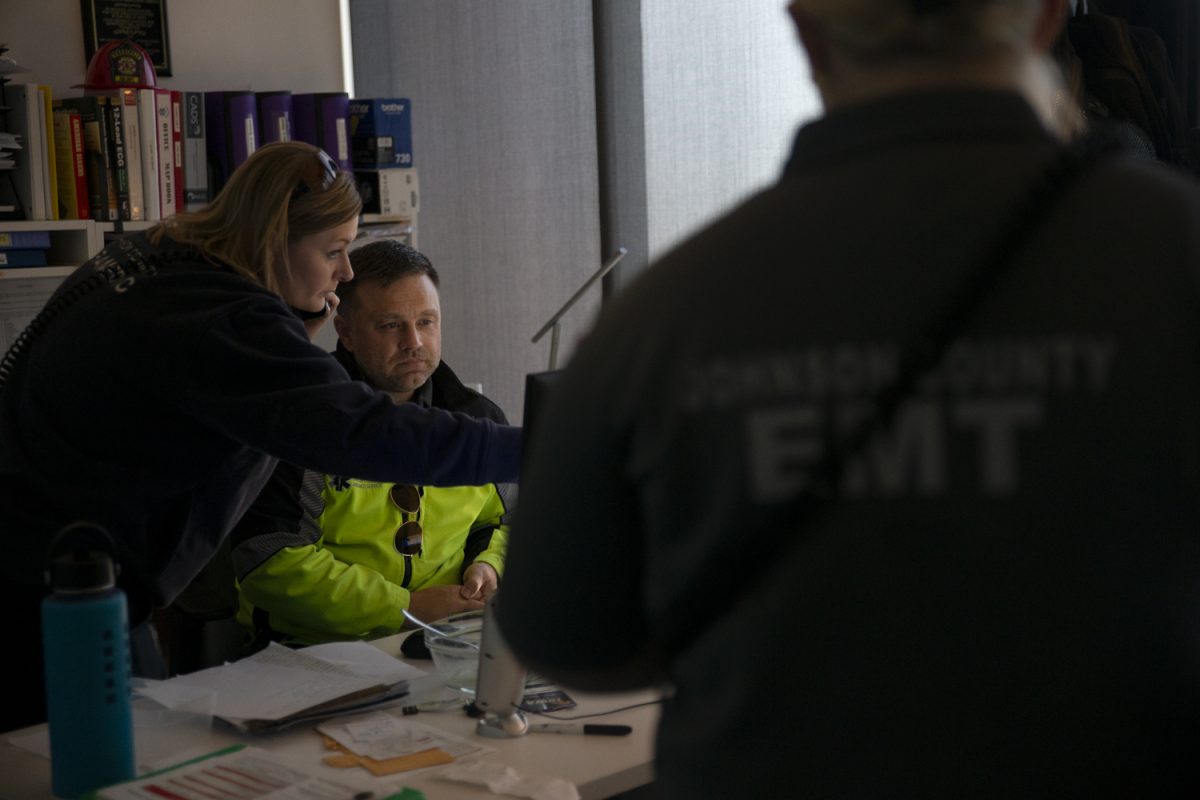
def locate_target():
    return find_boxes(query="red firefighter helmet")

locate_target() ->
[80,39,158,91]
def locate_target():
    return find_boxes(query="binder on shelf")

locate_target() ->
[0,248,48,267]
[0,230,52,249]
[349,97,413,169]
[205,91,258,197]
[293,92,350,169]
[181,91,208,210]
[256,91,292,144]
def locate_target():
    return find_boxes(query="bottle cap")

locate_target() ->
[44,522,120,592]
[47,549,116,592]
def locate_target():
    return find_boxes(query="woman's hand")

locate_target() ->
[302,293,340,341]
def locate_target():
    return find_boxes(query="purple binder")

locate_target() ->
[205,91,259,196]
[292,92,351,170]
[256,91,293,144]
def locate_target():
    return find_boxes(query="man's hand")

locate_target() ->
[406,584,484,626]
[461,562,499,601]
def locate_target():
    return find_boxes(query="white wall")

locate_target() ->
[0,0,346,94]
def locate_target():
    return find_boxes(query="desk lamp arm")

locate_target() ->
[531,247,627,370]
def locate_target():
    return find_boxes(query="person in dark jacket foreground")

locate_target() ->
[0,142,520,731]
[498,0,1200,796]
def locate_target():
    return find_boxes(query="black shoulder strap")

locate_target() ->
[660,139,1119,658]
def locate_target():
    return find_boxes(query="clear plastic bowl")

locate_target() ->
[424,610,484,696]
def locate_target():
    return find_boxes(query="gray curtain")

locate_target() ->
[350,0,603,421]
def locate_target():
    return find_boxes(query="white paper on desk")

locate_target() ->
[318,710,491,761]
[134,642,389,720]
[437,761,581,800]
[301,640,430,684]
[4,695,214,771]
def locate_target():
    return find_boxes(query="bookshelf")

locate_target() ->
[0,220,158,267]
[0,68,418,318]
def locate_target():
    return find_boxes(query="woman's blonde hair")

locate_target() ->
[150,141,362,294]
[791,0,1042,62]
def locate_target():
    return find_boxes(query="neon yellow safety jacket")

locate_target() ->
[230,355,513,645]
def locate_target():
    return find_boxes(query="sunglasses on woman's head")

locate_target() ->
[291,149,340,199]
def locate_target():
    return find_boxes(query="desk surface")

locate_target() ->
[0,633,659,800]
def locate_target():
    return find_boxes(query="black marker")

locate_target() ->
[529,723,632,736]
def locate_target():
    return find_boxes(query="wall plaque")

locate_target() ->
[81,0,172,77]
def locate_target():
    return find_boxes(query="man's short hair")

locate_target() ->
[340,239,440,317]
[792,0,1040,60]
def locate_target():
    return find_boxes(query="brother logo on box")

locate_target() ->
[349,97,414,168]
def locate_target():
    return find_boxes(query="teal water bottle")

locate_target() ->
[41,522,136,798]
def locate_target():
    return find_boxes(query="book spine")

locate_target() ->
[106,97,132,221]
[95,97,118,221]
[51,109,80,220]
[182,91,208,211]
[155,89,176,218]
[68,113,90,221]
[171,91,185,214]
[19,84,49,220]
[137,88,161,220]
[119,90,145,221]
[67,97,108,221]
[40,86,59,220]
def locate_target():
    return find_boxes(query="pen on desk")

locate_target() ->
[401,700,467,715]
[529,723,633,736]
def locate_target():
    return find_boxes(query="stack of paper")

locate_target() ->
[135,641,429,734]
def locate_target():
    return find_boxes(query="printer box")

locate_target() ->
[355,168,420,218]
[349,98,413,168]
